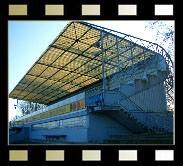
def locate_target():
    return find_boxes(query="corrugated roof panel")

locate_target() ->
[38,47,64,65]
[20,75,37,84]
[50,70,70,81]
[54,35,75,49]
[52,52,78,68]
[40,67,59,78]
[14,83,28,91]
[28,64,48,76]
[9,21,157,104]
[30,77,47,86]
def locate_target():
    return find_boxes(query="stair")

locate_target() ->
[87,86,173,134]
[86,54,173,134]
[104,133,173,144]
[117,90,173,133]
[107,110,147,133]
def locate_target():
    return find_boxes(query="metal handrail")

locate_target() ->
[102,90,173,133]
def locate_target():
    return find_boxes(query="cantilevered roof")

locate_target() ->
[9,21,158,104]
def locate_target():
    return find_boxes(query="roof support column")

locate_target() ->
[101,31,105,92]
[130,42,135,79]
[116,38,120,72]
[116,37,121,91]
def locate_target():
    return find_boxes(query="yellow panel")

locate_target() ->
[9,150,28,161]
[72,41,90,52]
[21,75,37,84]
[46,150,64,161]
[38,47,64,65]
[61,84,74,91]
[82,150,101,161]
[81,78,98,86]
[61,23,78,40]
[81,99,85,108]
[9,5,27,16]
[70,99,85,112]
[51,70,70,81]
[73,75,91,85]
[9,89,21,95]
[54,35,75,48]
[40,67,59,78]
[52,52,77,68]
[15,83,28,90]
[85,46,101,57]
[28,64,47,76]
[41,79,56,87]
[62,72,75,81]
[53,105,69,115]
[45,5,64,16]
[80,28,100,45]
[18,90,30,97]
[82,5,101,16]
[73,22,90,39]
[67,86,80,93]
[51,81,65,88]
[15,100,85,124]
[30,77,47,88]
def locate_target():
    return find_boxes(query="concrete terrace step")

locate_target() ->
[109,133,173,140]
[104,133,173,144]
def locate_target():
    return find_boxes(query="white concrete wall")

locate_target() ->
[30,128,88,143]
[88,113,132,143]
[128,82,167,111]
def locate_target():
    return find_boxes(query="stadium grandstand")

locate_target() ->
[9,21,174,144]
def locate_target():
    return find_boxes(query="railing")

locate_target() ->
[112,90,173,133]
[86,89,173,133]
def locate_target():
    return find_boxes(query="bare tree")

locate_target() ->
[145,21,174,60]
[15,100,47,116]
[145,21,174,111]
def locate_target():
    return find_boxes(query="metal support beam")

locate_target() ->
[116,37,120,72]
[116,37,121,90]
[101,31,105,91]
[130,42,135,77]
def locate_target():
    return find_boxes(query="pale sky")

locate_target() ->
[8,20,174,121]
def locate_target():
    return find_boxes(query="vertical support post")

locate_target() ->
[35,103,37,111]
[143,49,146,61]
[116,37,120,72]
[29,101,31,113]
[130,42,134,79]
[143,48,146,71]
[116,37,121,91]
[101,31,105,92]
